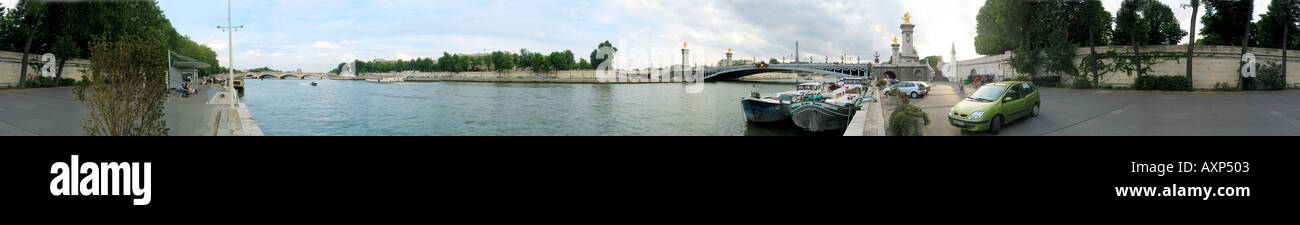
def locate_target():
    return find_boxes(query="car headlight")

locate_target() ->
[949,108,955,115]
[969,111,985,120]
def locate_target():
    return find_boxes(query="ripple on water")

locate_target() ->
[240,79,812,136]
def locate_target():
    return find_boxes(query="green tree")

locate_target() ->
[1198,0,1255,46]
[588,40,617,69]
[769,58,779,64]
[1114,0,1187,46]
[577,58,591,70]
[974,0,1030,56]
[1113,0,1187,78]
[1080,0,1114,87]
[1256,0,1299,49]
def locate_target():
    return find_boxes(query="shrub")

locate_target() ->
[1213,82,1238,92]
[1071,75,1093,89]
[1256,62,1286,91]
[1134,75,1191,91]
[1033,76,1061,87]
[888,103,929,136]
[28,76,79,87]
[75,37,170,136]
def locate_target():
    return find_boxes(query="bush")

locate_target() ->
[1071,75,1093,89]
[1033,76,1061,87]
[1256,62,1287,91]
[1134,75,1191,91]
[888,103,929,136]
[75,37,170,136]
[28,76,79,88]
[1213,82,1238,92]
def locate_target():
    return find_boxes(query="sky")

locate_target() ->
[131,0,1280,72]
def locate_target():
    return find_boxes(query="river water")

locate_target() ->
[239,79,833,136]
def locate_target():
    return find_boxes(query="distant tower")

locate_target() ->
[795,41,800,64]
[890,36,901,64]
[951,42,958,81]
[682,42,690,72]
[898,12,920,64]
[726,48,733,66]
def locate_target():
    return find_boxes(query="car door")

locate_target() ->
[1002,84,1025,120]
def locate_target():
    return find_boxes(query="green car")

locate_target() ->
[948,81,1040,134]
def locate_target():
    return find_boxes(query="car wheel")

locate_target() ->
[1031,103,1040,117]
[909,92,919,98]
[990,116,1003,135]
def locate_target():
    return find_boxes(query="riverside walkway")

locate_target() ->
[0,84,251,136]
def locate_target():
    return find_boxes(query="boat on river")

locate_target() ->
[790,77,868,132]
[741,82,820,123]
[365,77,404,83]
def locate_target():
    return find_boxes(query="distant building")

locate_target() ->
[717,59,756,67]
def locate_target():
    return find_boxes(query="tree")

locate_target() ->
[1114,0,1188,46]
[975,0,1031,56]
[1199,0,1254,46]
[577,58,591,70]
[75,37,169,136]
[4,0,45,88]
[588,40,617,69]
[1080,0,1114,87]
[1256,0,1299,49]
[1187,0,1200,82]
[1113,0,1188,78]
[769,58,779,64]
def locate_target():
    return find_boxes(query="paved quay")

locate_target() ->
[0,84,258,136]
[887,82,1300,136]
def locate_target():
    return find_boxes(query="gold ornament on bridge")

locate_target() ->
[893,36,898,44]
[684,42,688,49]
[728,48,732,53]
[902,12,911,24]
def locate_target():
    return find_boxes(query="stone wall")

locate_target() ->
[0,50,92,86]
[952,45,1300,89]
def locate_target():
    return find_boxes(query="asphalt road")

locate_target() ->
[0,85,225,136]
[901,82,1300,136]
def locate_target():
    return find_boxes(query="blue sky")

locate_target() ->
[142,0,1273,72]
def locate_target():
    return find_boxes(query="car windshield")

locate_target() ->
[968,85,1007,102]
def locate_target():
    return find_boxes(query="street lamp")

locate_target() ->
[218,0,243,108]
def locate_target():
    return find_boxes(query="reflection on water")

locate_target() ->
[239,79,839,136]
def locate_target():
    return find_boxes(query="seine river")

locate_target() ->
[239,79,833,136]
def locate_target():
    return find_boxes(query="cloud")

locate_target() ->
[204,35,229,51]
[312,41,340,50]
[240,50,264,57]
[395,52,415,60]
[341,40,360,45]
[271,52,286,57]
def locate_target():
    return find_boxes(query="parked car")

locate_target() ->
[886,81,929,98]
[948,81,1040,135]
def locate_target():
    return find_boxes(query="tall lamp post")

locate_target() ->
[218,0,243,108]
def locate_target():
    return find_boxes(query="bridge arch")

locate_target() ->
[704,66,864,81]
[280,74,301,79]
[258,74,278,79]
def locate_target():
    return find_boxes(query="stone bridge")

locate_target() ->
[699,63,931,82]
[236,72,332,80]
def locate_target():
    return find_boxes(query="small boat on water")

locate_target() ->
[365,77,404,83]
[740,82,820,123]
[790,77,869,132]
[310,82,318,86]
